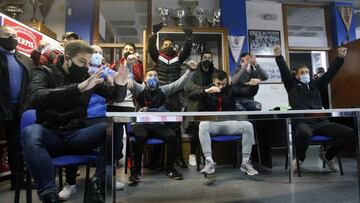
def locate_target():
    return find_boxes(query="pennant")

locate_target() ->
[228,35,245,64]
[337,5,353,32]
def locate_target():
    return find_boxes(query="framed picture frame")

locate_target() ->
[248,30,281,56]
[255,57,282,84]
[154,27,229,74]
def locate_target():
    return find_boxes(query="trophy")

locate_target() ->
[212,8,221,27]
[29,0,38,22]
[157,7,169,27]
[174,8,186,27]
[195,8,205,27]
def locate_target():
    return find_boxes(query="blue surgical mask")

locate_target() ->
[147,76,158,89]
[90,53,103,67]
[299,74,310,84]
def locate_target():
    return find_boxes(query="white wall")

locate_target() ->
[246,1,289,110]
[19,0,66,41]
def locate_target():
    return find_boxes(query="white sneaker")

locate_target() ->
[200,158,215,174]
[240,161,259,176]
[319,148,338,172]
[58,184,76,201]
[116,180,125,191]
[188,154,197,167]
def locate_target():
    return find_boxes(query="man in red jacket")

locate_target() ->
[111,42,144,83]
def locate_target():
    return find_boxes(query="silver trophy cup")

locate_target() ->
[175,8,186,27]
[196,8,205,27]
[212,8,221,27]
[157,7,169,27]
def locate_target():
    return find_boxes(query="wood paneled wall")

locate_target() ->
[329,39,360,108]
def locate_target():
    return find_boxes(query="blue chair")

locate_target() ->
[15,110,98,203]
[285,134,344,177]
[124,124,166,174]
[198,134,242,171]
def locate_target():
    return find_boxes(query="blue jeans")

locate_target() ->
[22,122,115,196]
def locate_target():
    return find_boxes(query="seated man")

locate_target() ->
[189,71,259,176]
[232,53,268,111]
[273,45,355,171]
[184,51,218,166]
[23,40,128,203]
[127,61,197,182]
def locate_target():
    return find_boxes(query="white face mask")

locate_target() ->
[299,74,310,84]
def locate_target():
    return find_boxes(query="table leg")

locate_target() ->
[105,117,115,203]
[356,115,360,198]
[286,118,294,183]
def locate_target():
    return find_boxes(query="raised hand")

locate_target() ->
[183,27,193,37]
[77,68,104,92]
[152,23,163,34]
[114,64,129,86]
[273,45,281,57]
[337,47,348,58]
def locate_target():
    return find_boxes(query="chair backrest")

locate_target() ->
[20,109,36,131]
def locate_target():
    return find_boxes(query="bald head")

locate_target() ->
[0,25,18,51]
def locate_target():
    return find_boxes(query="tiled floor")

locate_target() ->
[0,147,358,203]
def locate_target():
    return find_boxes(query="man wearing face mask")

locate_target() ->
[23,40,128,203]
[118,43,143,83]
[189,71,259,175]
[273,45,355,172]
[148,23,193,168]
[0,25,34,190]
[231,53,268,111]
[126,61,197,183]
[184,51,217,167]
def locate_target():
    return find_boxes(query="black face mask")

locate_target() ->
[68,60,89,82]
[0,36,18,51]
[201,60,214,70]
[162,47,176,56]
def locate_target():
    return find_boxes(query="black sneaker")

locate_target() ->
[85,177,105,203]
[164,169,183,180]
[40,192,61,203]
[129,172,141,183]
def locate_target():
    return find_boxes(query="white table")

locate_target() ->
[105,108,360,203]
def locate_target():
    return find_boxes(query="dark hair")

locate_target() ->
[160,38,174,47]
[201,51,212,59]
[62,32,80,40]
[64,40,94,58]
[146,66,157,73]
[316,67,325,73]
[240,52,251,59]
[212,70,227,80]
[124,42,136,50]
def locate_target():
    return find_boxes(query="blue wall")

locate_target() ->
[220,0,248,73]
[65,0,95,43]
[331,2,357,47]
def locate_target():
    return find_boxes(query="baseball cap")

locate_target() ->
[62,32,80,40]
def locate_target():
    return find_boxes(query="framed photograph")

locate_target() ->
[154,27,229,74]
[248,30,281,56]
[256,57,282,83]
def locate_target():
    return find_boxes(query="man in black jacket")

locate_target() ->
[127,61,196,183]
[273,45,355,172]
[22,40,128,203]
[184,51,217,167]
[148,23,193,168]
[232,53,268,111]
[0,25,34,189]
[189,71,259,176]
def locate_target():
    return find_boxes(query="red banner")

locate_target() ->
[3,18,43,55]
